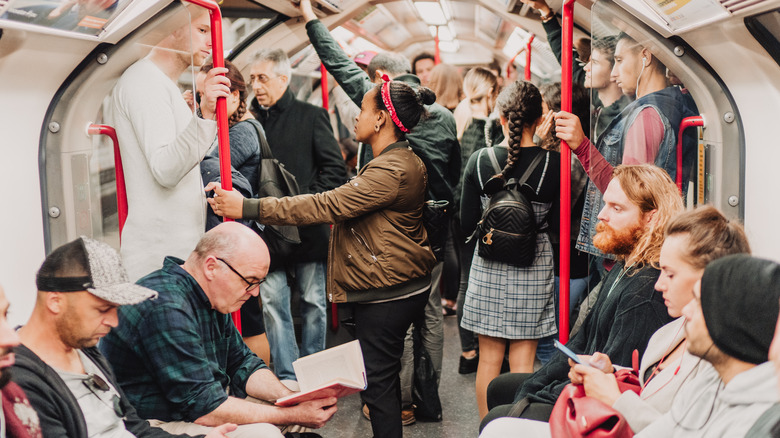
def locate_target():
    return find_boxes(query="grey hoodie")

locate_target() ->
[636,361,778,438]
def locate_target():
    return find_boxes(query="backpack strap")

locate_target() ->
[245,119,273,160]
[509,149,546,189]
[477,147,503,191]
[486,147,502,174]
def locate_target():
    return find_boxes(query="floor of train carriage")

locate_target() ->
[317,315,480,438]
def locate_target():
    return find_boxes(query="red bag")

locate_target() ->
[549,370,640,438]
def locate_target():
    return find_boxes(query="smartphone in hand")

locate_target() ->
[554,340,591,367]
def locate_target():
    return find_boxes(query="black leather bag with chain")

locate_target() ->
[473,149,545,267]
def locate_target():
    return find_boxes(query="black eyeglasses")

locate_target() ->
[83,373,125,418]
[216,257,264,292]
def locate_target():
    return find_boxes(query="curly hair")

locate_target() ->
[664,205,751,270]
[494,80,543,178]
[201,60,248,128]
[612,164,684,270]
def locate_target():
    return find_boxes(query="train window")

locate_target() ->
[587,1,744,222]
[40,1,220,252]
[746,10,780,68]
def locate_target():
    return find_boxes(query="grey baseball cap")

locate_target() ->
[36,236,157,305]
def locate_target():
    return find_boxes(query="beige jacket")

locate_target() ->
[243,141,436,303]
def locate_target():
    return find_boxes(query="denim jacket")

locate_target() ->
[577,87,698,256]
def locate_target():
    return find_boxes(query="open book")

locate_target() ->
[275,340,367,407]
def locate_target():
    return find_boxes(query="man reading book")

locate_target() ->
[101,223,337,437]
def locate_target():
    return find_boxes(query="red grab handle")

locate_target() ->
[676,116,704,193]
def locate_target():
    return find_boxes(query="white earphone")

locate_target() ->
[642,57,647,66]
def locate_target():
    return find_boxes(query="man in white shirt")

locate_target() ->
[105,5,230,281]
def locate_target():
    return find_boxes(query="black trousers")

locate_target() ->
[479,372,554,432]
[354,290,430,438]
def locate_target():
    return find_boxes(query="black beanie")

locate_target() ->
[700,254,780,364]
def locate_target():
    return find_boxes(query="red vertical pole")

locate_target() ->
[524,34,535,81]
[559,0,574,343]
[182,0,240,332]
[320,63,329,110]
[434,27,441,64]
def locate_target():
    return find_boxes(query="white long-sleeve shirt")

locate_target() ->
[105,57,217,281]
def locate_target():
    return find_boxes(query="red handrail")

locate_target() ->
[88,125,127,240]
[181,0,240,332]
[676,116,704,194]
[434,27,441,64]
[524,34,535,81]
[559,0,575,344]
[320,63,329,110]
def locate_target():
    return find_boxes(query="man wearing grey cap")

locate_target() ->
[12,236,235,438]
[633,254,780,437]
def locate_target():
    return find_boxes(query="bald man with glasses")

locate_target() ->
[101,223,336,437]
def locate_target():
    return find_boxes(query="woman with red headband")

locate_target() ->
[207,78,438,438]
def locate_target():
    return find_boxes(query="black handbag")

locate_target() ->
[422,199,450,261]
[411,325,442,421]
[247,120,302,259]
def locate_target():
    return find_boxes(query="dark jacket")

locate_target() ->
[515,262,673,405]
[542,18,586,87]
[304,19,461,207]
[243,141,436,303]
[12,345,197,438]
[250,88,347,262]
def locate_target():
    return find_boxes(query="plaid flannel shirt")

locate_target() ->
[100,257,267,421]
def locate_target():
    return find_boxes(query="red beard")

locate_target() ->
[593,221,644,256]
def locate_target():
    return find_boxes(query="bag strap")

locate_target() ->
[506,397,531,418]
[477,147,502,191]
[510,149,546,189]
[246,119,273,160]
[486,147,502,174]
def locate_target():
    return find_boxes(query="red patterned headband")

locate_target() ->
[380,74,409,133]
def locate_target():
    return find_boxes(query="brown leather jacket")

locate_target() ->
[242,141,436,303]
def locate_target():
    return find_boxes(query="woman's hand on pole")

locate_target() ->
[205,182,245,219]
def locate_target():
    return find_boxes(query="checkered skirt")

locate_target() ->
[460,202,557,340]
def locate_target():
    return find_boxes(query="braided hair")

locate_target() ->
[494,80,543,178]
[200,60,248,128]
[373,81,436,137]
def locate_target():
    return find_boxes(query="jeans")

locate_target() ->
[260,261,327,381]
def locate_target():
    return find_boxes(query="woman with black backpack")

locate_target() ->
[459,80,560,419]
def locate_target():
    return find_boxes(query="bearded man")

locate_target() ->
[480,164,683,429]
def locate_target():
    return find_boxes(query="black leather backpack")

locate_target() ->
[473,148,545,267]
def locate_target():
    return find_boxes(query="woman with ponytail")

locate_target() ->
[459,80,561,419]
[207,79,438,438]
